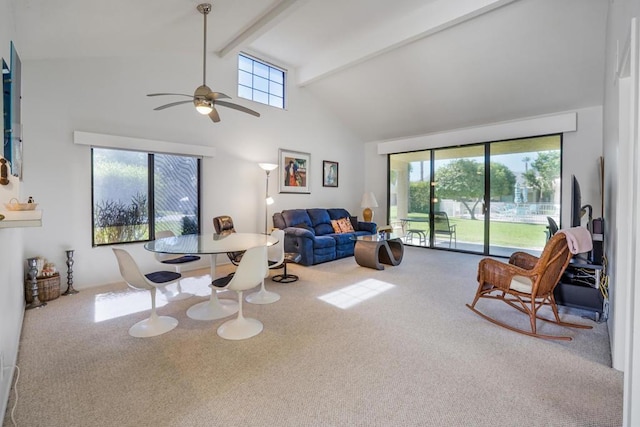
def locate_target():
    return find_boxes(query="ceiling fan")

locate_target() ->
[147,3,260,123]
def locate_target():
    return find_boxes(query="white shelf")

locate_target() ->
[0,210,43,228]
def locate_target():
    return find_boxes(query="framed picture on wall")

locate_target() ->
[279,149,310,194]
[323,160,338,187]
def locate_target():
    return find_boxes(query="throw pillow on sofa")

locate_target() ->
[330,218,355,233]
[349,216,359,231]
[337,217,354,232]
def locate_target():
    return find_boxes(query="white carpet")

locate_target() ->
[3,247,622,426]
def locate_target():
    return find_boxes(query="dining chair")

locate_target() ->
[212,245,268,340]
[245,229,282,304]
[112,248,180,338]
[154,230,199,301]
[213,215,244,265]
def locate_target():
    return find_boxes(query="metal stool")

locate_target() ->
[272,252,301,283]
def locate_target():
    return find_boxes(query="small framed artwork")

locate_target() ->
[323,160,338,187]
[279,149,311,194]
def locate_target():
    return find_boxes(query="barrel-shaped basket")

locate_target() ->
[25,273,61,303]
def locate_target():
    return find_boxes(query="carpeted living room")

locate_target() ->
[3,248,624,426]
[2,1,640,426]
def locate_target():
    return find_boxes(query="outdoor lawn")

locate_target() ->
[392,211,548,250]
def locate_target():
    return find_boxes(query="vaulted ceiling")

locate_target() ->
[10,0,609,142]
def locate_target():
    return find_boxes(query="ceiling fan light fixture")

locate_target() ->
[194,99,213,115]
[147,3,260,122]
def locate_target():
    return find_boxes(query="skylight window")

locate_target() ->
[238,53,285,109]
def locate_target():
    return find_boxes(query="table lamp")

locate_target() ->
[360,191,378,222]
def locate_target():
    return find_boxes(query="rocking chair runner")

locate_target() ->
[466,232,592,340]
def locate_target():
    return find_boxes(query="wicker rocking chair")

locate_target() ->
[466,232,592,341]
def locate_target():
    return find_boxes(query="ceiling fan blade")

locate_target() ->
[205,92,231,101]
[215,100,260,117]
[147,93,194,98]
[209,107,221,123]
[153,100,194,111]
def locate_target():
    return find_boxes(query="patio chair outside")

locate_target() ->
[434,211,456,248]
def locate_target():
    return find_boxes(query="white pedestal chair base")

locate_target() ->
[163,291,193,302]
[129,314,178,338]
[187,285,239,320]
[217,316,263,340]
[160,283,194,302]
[245,284,280,305]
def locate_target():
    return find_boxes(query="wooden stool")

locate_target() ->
[272,253,302,283]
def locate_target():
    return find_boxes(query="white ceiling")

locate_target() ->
[9,0,609,143]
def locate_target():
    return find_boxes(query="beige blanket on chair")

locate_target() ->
[559,227,593,254]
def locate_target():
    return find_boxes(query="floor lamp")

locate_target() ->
[259,163,278,234]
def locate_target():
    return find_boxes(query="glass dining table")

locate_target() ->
[144,232,277,321]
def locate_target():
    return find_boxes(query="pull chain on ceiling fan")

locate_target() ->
[147,3,260,123]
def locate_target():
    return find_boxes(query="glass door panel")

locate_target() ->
[389,151,431,246]
[433,145,485,253]
[488,136,561,257]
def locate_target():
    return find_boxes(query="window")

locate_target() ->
[238,53,285,109]
[388,135,561,257]
[92,148,200,246]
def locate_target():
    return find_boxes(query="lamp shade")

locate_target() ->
[360,192,379,208]
[259,163,278,172]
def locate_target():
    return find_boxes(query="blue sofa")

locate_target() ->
[272,208,377,266]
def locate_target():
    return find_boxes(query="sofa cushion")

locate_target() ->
[281,209,312,228]
[294,223,315,235]
[308,208,331,226]
[315,223,334,235]
[331,232,356,246]
[314,235,336,249]
[308,209,334,235]
[327,208,351,220]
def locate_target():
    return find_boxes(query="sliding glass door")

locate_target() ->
[433,145,486,252]
[488,136,561,256]
[389,151,432,244]
[388,135,561,256]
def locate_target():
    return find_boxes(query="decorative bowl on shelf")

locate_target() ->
[4,198,38,211]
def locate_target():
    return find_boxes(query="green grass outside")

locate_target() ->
[389,209,547,249]
[94,219,184,245]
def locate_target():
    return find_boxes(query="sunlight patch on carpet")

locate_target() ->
[318,279,395,309]
[94,289,169,322]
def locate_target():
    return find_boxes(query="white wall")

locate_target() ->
[602,1,640,424]
[562,106,604,226]
[17,52,364,289]
[0,0,25,420]
[370,107,603,229]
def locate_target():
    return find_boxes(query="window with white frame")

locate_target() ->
[238,53,285,109]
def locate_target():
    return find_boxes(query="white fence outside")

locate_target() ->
[439,200,559,225]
